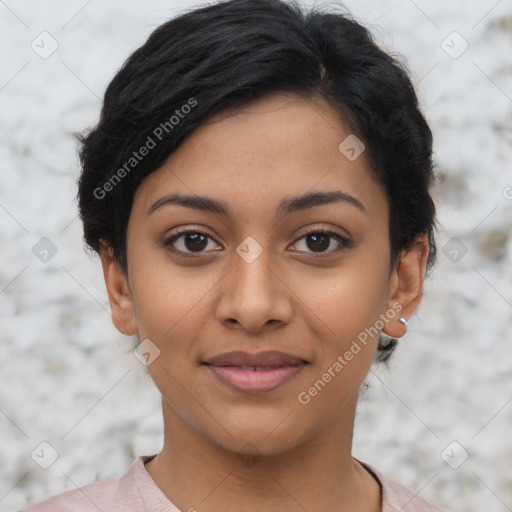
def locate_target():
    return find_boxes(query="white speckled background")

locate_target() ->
[1,1,511,510]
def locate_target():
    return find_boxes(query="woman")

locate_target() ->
[23,0,449,509]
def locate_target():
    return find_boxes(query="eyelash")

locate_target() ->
[163,225,351,259]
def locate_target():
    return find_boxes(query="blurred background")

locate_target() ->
[1,0,511,510]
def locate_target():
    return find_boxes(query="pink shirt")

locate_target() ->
[20,455,449,511]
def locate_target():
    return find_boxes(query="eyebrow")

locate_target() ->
[147,190,366,217]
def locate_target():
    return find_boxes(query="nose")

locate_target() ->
[215,244,293,333]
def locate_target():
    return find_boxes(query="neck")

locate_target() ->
[144,396,381,512]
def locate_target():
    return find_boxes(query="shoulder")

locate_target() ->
[361,462,451,512]
[19,458,143,512]
[19,455,176,512]
[19,477,119,512]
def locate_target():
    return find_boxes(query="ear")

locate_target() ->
[382,234,429,338]
[99,244,138,336]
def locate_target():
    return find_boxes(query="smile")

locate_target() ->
[202,350,309,394]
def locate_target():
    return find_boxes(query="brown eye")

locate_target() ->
[291,229,351,256]
[181,232,208,252]
[305,232,330,252]
[163,228,221,256]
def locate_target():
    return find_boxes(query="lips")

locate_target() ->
[204,350,307,367]
[203,350,308,394]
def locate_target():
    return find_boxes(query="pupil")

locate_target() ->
[308,233,328,252]
[186,233,207,251]
[182,233,331,253]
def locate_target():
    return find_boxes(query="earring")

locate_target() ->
[399,317,407,326]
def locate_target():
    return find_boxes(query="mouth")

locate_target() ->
[202,350,309,394]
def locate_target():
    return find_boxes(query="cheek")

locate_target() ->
[128,247,207,338]
[307,259,390,334]
[302,259,390,390]
[296,276,387,418]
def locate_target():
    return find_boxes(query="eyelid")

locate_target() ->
[290,225,352,255]
[163,224,351,257]
[163,225,221,256]
[298,224,347,239]
[169,225,215,239]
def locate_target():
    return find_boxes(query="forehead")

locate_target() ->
[134,92,388,221]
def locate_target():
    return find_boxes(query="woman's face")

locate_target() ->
[105,92,417,456]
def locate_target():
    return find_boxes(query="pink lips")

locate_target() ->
[203,350,308,394]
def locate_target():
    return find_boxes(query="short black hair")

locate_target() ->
[77,0,437,362]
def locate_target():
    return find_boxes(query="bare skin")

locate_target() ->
[100,92,429,512]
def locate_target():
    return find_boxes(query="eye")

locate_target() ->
[290,227,351,256]
[163,225,351,258]
[163,227,221,257]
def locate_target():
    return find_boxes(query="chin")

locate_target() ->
[204,411,310,458]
